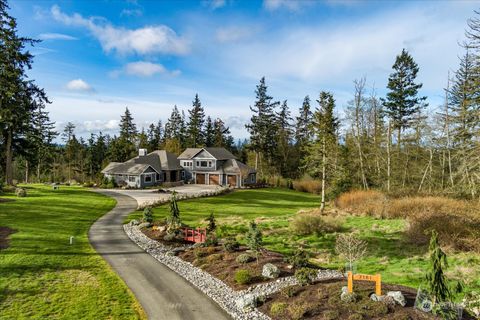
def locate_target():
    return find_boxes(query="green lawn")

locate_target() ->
[128,187,480,296]
[0,185,145,319]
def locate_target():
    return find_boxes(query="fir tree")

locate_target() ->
[426,230,451,305]
[119,107,137,143]
[205,212,216,234]
[204,116,214,147]
[187,94,205,147]
[382,49,427,146]
[276,100,293,177]
[245,77,279,174]
[245,220,263,261]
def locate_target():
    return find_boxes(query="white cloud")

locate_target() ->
[39,33,77,41]
[205,0,226,10]
[66,79,94,92]
[263,0,313,11]
[120,8,143,17]
[216,26,253,43]
[51,5,189,56]
[111,61,181,77]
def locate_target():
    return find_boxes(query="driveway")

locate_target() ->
[89,190,230,320]
[105,184,221,208]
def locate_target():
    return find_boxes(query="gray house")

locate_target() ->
[101,149,184,188]
[178,147,256,187]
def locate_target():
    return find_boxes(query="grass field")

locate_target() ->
[0,185,145,319]
[127,187,480,296]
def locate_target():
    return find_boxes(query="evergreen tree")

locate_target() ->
[213,118,234,150]
[187,94,205,147]
[245,77,279,175]
[304,92,339,211]
[276,100,293,177]
[137,127,148,149]
[382,49,427,146]
[119,107,137,143]
[147,122,162,151]
[62,122,76,143]
[204,116,214,147]
[426,230,451,305]
[294,96,313,177]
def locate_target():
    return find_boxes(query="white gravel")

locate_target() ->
[124,224,343,320]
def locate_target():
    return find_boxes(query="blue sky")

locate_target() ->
[8,0,478,140]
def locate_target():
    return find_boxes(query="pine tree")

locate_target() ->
[167,191,181,232]
[147,121,162,151]
[204,116,214,147]
[213,118,233,150]
[382,49,427,146]
[119,107,137,143]
[295,95,313,147]
[187,94,205,147]
[245,77,279,175]
[62,122,75,143]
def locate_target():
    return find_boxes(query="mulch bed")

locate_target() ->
[179,246,293,290]
[141,224,191,245]
[0,227,16,250]
[259,279,447,320]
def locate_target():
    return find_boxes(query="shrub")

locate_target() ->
[236,253,255,264]
[347,314,363,320]
[245,221,262,259]
[205,212,216,234]
[142,206,154,223]
[335,233,367,272]
[295,267,317,286]
[206,253,223,263]
[287,249,310,268]
[223,237,240,252]
[335,190,386,217]
[292,179,322,194]
[290,214,343,236]
[15,187,27,197]
[270,302,287,317]
[287,302,309,320]
[322,310,340,320]
[234,269,253,285]
[194,248,209,258]
[204,237,218,247]
[281,286,296,298]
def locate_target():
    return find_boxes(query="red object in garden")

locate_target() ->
[183,227,207,243]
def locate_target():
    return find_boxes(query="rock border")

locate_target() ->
[124,223,343,320]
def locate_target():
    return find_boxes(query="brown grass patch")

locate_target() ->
[292,179,322,194]
[0,226,16,250]
[290,213,344,236]
[335,190,386,217]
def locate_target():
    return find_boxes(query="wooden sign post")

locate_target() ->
[347,272,382,296]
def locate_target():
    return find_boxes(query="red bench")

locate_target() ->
[182,227,207,243]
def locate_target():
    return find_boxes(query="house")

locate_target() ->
[101,149,184,188]
[178,147,256,187]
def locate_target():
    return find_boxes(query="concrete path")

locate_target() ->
[104,185,221,208]
[89,190,230,320]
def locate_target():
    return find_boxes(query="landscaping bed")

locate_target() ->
[259,279,437,320]
[179,245,294,290]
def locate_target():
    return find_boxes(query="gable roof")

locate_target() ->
[222,159,256,175]
[178,147,236,160]
[102,150,182,175]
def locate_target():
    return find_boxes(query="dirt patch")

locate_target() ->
[0,227,16,250]
[179,246,293,290]
[259,279,439,320]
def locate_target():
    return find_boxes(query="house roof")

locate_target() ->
[222,159,256,175]
[101,150,182,175]
[178,147,236,160]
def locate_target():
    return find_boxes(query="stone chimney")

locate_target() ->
[139,149,147,157]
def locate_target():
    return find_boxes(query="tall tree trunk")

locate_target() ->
[25,160,29,184]
[386,122,392,192]
[37,163,41,182]
[418,149,433,192]
[5,129,14,185]
[320,138,326,212]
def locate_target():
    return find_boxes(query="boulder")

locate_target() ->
[340,289,357,303]
[130,219,140,226]
[387,291,406,307]
[262,263,280,279]
[138,222,152,229]
[235,293,257,311]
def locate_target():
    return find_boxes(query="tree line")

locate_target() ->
[245,13,480,204]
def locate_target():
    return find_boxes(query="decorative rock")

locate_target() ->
[235,293,257,311]
[370,293,383,302]
[262,263,280,279]
[387,291,406,307]
[130,219,140,226]
[138,222,152,229]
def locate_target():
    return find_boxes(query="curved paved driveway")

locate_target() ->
[89,190,230,320]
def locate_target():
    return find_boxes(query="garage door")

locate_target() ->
[227,175,237,187]
[196,173,206,184]
[209,174,220,185]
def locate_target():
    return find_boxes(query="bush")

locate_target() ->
[287,249,310,268]
[270,302,287,317]
[194,248,209,258]
[15,187,27,197]
[234,269,253,285]
[142,207,153,223]
[292,178,322,194]
[287,302,309,320]
[236,253,255,264]
[281,286,296,298]
[322,310,340,320]
[204,237,218,247]
[223,237,240,252]
[295,267,317,286]
[290,214,343,236]
[335,190,386,217]
[206,253,223,263]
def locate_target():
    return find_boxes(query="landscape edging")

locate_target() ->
[124,224,343,320]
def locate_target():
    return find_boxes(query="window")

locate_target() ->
[156,173,160,181]
[128,176,135,182]
[208,161,212,167]
[181,171,185,178]
[145,175,152,182]
[196,161,200,167]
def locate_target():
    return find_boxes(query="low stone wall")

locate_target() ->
[124,224,343,320]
